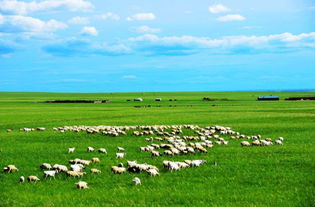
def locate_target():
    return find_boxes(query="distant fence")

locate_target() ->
[285,97,315,101]
[44,100,111,103]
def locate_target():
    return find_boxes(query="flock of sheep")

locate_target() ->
[3,124,284,189]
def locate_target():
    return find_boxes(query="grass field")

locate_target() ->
[0,91,314,207]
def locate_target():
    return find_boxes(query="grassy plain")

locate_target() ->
[0,91,314,207]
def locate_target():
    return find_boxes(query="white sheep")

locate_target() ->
[98,148,107,154]
[275,140,283,145]
[132,177,141,185]
[116,152,125,159]
[53,164,68,172]
[241,141,251,147]
[87,147,95,152]
[191,160,206,167]
[28,176,40,182]
[90,168,101,174]
[75,181,88,189]
[111,166,126,174]
[261,140,273,146]
[151,151,161,157]
[168,162,180,171]
[91,157,100,164]
[68,147,75,153]
[127,160,137,168]
[147,168,159,176]
[44,170,57,179]
[117,147,125,151]
[19,176,25,183]
[40,163,52,170]
[3,165,19,173]
[71,164,84,172]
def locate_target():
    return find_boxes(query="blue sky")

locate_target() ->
[0,0,314,92]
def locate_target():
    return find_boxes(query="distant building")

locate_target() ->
[134,98,143,102]
[257,96,279,101]
[155,98,162,101]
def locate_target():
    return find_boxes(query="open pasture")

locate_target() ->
[0,91,314,207]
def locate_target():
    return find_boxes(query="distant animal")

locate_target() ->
[68,147,75,153]
[132,177,141,185]
[75,181,88,189]
[27,176,40,182]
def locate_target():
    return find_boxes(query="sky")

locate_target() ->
[0,0,315,92]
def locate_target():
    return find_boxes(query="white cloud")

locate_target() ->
[217,14,246,22]
[134,25,160,33]
[0,0,94,15]
[0,14,4,24]
[43,39,131,56]
[80,26,98,36]
[98,12,120,20]
[127,13,156,21]
[209,4,230,14]
[68,16,89,25]
[0,15,67,36]
[127,32,315,55]
[122,75,137,79]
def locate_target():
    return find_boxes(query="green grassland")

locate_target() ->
[0,91,314,207]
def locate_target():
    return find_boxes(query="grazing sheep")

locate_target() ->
[87,147,95,152]
[265,138,273,142]
[27,176,40,182]
[91,157,100,164]
[44,170,57,179]
[75,181,88,189]
[275,140,283,145]
[191,160,206,167]
[40,163,52,170]
[151,151,161,157]
[19,176,25,183]
[90,168,101,174]
[98,148,107,154]
[117,147,125,151]
[71,164,84,172]
[36,127,46,131]
[53,164,68,172]
[111,166,126,174]
[127,161,137,168]
[68,147,75,153]
[67,171,85,177]
[145,137,153,142]
[116,153,125,159]
[252,140,261,146]
[164,150,173,156]
[79,160,91,166]
[184,160,192,165]
[147,168,159,176]
[132,177,141,185]
[261,140,273,146]
[241,141,251,147]
[3,165,19,173]
[168,162,180,171]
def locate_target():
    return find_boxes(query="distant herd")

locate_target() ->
[3,125,284,189]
